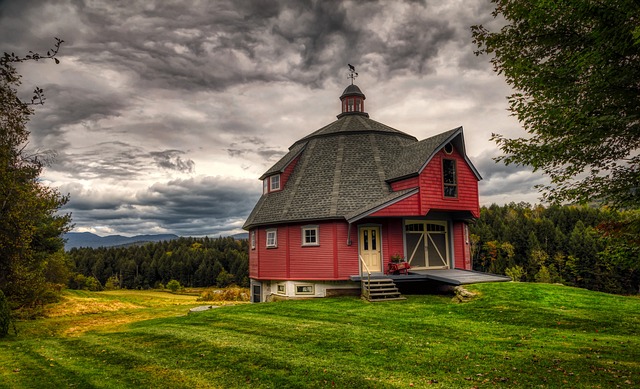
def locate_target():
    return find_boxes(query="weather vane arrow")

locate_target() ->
[347,63,358,84]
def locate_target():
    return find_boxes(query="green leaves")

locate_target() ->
[473,0,640,208]
[1,39,71,309]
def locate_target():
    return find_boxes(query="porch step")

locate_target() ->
[361,278,406,302]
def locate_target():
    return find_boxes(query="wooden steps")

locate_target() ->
[361,278,406,302]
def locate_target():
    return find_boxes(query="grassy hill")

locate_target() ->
[1,283,638,388]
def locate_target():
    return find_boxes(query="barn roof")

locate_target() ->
[243,86,480,230]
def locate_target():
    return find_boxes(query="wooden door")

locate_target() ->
[360,226,382,273]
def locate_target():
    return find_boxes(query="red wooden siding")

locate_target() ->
[420,148,479,218]
[390,176,419,191]
[384,219,405,267]
[249,229,259,278]
[452,221,471,270]
[281,155,300,189]
[369,193,420,217]
[250,221,360,281]
[289,221,336,279]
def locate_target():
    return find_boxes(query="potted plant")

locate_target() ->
[390,253,404,263]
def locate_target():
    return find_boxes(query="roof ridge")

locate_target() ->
[282,139,316,217]
[329,136,345,215]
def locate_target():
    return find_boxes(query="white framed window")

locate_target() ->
[276,283,286,295]
[270,174,281,191]
[295,284,314,295]
[250,230,256,250]
[266,229,277,248]
[263,179,268,194]
[302,225,319,246]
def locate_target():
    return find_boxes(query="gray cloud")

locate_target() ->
[61,176,261,236]
[150,150,195,173]
[2,0,530,236]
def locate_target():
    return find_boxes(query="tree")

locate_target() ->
[166,279,182,292]
[472,1,640,208]
[0,38,72,308]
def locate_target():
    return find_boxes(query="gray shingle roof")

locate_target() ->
[243,116,478,229]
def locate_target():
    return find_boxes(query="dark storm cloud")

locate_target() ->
[2,0,525,236]
[150,150,195,173]
[474,150,548,198]
[27,83,128,146]
[0,0,490,94]
[54,142,196,179]
[62,176,261,236]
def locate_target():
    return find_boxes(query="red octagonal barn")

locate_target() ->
[243,82,485,302]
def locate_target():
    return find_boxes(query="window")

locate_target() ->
[348,98,354,112]
[270,174,281,191]
[276,283,286,294]
[250,231,256,250]
[263,179,268,194]
[444,142,454,154]
[266,229,277,248]
[302,226,319,246]
[295,284,314,295]
[443,159,457,198]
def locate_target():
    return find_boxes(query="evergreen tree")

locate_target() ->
[1,39,72,308]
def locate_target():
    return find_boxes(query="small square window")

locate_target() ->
[302,226,319,246]
[266,229,277,248]
[276,283,286,294]
[250,231,256,250]
[270,174,281,191]
[295,284,314,295]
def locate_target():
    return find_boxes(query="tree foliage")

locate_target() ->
[471,203,639,294]
[472,1,640,207]
[1,38,72,309]
[67,236,250,289]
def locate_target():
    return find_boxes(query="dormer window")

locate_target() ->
[270,174,281,191]
[263,179,268,194]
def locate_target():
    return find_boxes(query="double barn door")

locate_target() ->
[405,221,449,269]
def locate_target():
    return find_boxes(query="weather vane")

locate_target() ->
[347,63,358,85]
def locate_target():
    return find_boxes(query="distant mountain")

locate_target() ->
[232,232,249,240]
[64,232,179,250]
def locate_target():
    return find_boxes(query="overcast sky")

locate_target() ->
[1,0,546,237]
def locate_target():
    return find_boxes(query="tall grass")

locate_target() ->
[0,283,638,388]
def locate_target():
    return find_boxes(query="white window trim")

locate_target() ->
[295,284,314,295]
[270,174,281,191]
[250,231,256,250]
[266,229,277,248]
[276,282,286,295]
[263,178,269,194]
[301,225,319,246]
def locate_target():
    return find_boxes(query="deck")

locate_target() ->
[350,269,511,285]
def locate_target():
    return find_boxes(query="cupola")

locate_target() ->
[337,84,369,119]
[337,64,369,118]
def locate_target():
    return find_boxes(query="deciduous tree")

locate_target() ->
[0,38,72,308]
[472,0,640,207]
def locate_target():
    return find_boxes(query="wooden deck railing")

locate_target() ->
[358,255,371,298]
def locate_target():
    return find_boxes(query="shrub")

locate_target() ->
[197,286,249,302]
[105,275,120,290]
[505,265,525,282]
[84,276,102,291]
[0,290,10,337]
[216,270,234,288]
[166,279,182,292]
[535,265,553,283]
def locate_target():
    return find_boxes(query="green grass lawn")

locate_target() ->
[1,283,638,388]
